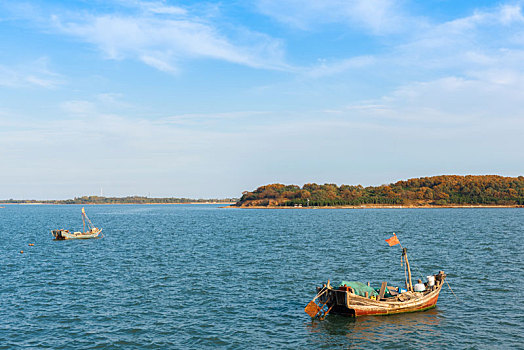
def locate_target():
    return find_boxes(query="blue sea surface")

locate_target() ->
[1,205,523,349]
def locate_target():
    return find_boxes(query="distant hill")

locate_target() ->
[236,175,524,207]
[0,196,238,205]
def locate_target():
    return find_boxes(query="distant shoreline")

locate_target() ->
[0,202,236,206]
[2,203,521,208]
[230,204,523,209]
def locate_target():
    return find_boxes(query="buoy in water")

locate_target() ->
[28,243,34,246]
[20,250,24,254]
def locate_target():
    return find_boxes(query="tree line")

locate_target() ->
[236,175,524,207]
[1,196,238,204]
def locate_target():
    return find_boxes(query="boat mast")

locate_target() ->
[402,247,413,292]
[81,207,96,231]
[82,207,86,233]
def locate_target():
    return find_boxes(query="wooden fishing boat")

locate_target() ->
[305,234,446,319]
[52,207,102,240]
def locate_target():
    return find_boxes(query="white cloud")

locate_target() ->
[96,92,131,109]
[255,0,411,34]
[60,93,134,116]
[2,87,523,198]
[139,1,187,16]
[162,110,272,129]
[337,70,524,126]
[245,1,524,88]
[407,4,524,49]
[110,0,188,16]
[60,100,96,115]
[259,1,524,79]
[2,1,524,197]
[319,3,524,84]
[498,4,524,25]
[0,108,253,197]
[139,54,177,73]
[49,3,288,72]
[306,56,376,78]
[0,57,62,88]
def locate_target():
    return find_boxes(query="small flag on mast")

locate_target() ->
[386,233,400,246]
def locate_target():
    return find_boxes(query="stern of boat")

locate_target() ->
[52,229,68,240]
[317,286,357,317]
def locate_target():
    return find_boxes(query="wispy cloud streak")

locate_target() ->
[48,2,288,72]
[0,57,62,88]
[255,0,412,34]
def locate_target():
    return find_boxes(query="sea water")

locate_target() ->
[1,205,523,348]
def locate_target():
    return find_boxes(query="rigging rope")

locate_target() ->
[399,242,426,283]
[446,279,461,302]
[313,287,327,301]
[413,263,426,283]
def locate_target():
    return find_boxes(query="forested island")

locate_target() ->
[0,196,237,205]
[235,175,524,208]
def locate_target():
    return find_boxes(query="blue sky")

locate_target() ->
[1,0,523,199]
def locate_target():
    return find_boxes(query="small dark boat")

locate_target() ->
[305,234,446,319]
[52,207,102,240]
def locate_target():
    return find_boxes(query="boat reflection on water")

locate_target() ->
[306,308,442,347]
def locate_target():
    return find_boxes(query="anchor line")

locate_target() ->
[446,279,461,303]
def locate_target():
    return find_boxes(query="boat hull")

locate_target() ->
[52,229,102,240]
[319,276,444,317]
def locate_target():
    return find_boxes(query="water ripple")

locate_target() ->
[1,205,523,348]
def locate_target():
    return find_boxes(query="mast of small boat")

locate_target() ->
[386,233,414,292]
[81,207,96,232]
[402,247,414,292]
[82,207,86,233]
